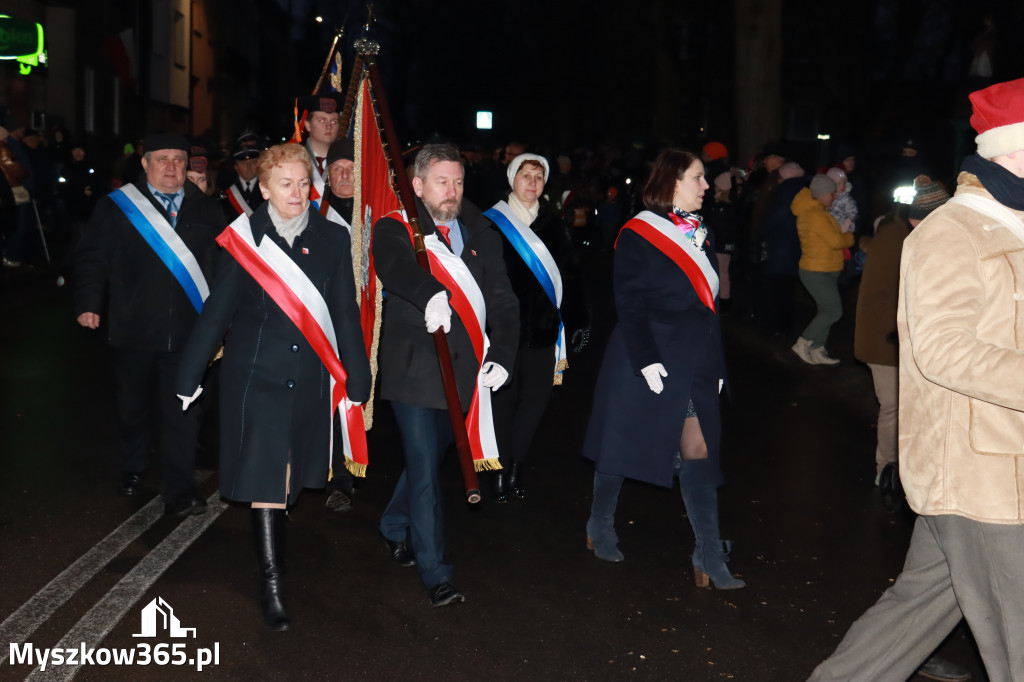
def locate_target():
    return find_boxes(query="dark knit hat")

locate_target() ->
[909,175,950,220]
[325,139,354,166]
[809,173,837,199]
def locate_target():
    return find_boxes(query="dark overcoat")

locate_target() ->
[757,176,809,278]
[583,218,726,488]
[176,204,371,504]
[73,177,224,350]
[372,197,519,411]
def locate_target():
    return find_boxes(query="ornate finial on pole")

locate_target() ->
[354,4,380,56]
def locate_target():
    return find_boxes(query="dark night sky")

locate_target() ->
[261,0,1021,172]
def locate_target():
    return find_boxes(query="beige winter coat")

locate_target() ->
[897,172,1024,523]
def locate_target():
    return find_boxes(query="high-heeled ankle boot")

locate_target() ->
[492,470,509,503]
[680,484,745,590]
[252,508,291,630]
[586,471,624,562]
[508,462,526,499]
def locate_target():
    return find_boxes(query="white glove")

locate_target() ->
[480,362,509,390]
[177,385,203,411]
[640,363,667,394]
[424,291,451,334]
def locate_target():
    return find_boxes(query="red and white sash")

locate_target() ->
[216,214,368,476]
[307,142,327,210]
[323,203,353,236]
[418,231,501,470]
[226,185,254,217]
[618,210,719,312]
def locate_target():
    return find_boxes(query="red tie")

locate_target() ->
[436,223,451,246]
[316,156,325,174]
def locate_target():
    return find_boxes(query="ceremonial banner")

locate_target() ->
[351,72,396,428]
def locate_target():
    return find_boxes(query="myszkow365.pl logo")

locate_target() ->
[9,597,220,672]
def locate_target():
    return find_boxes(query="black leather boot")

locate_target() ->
[252,508,291,631]
[509,462,525,499]
[492,470,509,503]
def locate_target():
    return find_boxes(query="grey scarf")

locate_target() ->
[267,202,309,247]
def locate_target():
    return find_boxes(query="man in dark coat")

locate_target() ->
[324,138,355,229]
[322,137,358,511]
[73,133,223,517]
[372,143,519,607]
[754,162,808,335]
[221,132,266,221]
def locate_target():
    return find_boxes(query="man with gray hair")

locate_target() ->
[371,143,519,606]
[808,76,1024,681]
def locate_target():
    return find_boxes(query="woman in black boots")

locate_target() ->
[582,148,744,589]
[177,144,371,629]
[484,153,590,502]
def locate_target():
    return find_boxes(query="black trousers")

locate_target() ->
[112,346,201,502]
[491,344,556,466]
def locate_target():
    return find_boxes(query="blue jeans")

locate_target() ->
[798,269,842,347]
[380,401,453,589]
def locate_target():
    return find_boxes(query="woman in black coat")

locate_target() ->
[177,144,371,629]
[484,153,590,501]
[582,148,744,589]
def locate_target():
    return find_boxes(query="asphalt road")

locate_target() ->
[0,252,986,681]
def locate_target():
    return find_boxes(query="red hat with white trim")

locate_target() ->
[970,77,1024,158]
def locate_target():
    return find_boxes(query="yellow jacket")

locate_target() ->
[791,188,853,272]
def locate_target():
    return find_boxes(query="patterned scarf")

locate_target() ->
[669,207,708,248]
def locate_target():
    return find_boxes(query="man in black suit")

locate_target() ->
[73,133,223,517]
[372,143,519,606]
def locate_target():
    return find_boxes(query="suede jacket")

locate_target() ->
[897,172,1024,523]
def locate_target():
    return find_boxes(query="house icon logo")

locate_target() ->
[132,597,197,638]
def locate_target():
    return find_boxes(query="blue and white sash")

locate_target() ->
[485,201,567,382]
[110,185,209,313]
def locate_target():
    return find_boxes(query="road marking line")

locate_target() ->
[25,490,228,681]
[0,471,212,665]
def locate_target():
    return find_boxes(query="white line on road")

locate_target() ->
[25,490,228,681]
[0,472,213,665]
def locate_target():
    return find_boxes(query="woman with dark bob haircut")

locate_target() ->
[581,148,744,589]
